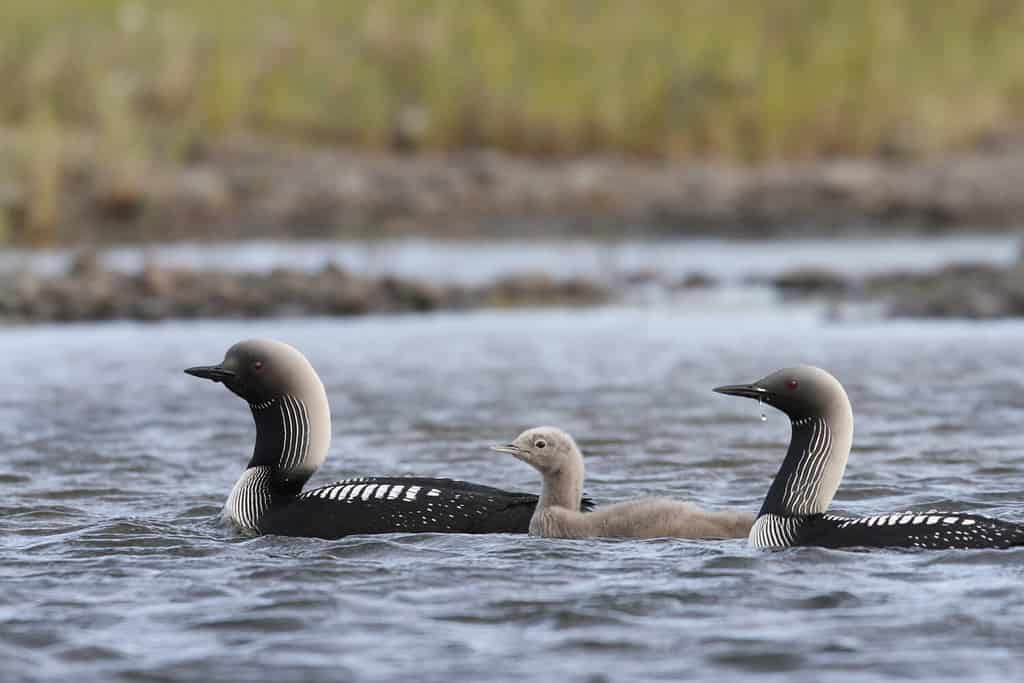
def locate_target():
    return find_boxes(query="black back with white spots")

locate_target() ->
[253,476,593,539]
[792,511,1024,550]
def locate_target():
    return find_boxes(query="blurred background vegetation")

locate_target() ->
[2,0,1024,245]
[6,0,1024,159]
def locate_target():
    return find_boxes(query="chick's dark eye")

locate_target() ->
[534,439,546,449]
[786,379,799,390]
[252,360,264,371]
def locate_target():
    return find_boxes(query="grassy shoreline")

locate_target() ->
[3,1,1024,245]
[4,1,1024,161]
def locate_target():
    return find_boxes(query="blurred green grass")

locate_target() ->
[3,0,1024,162]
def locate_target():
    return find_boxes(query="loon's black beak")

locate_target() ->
[490,443,522,456]
[185,364,236,383]
[713,383,768,400]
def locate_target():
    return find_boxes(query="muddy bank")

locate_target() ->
[772,259,1024,319]
[6,137,1024,245]
[864,263,1024,319]
[5,247,1024,323]
[0,253,608,323]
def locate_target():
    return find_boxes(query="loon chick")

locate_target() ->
[715,365,1024,550]
[492,427,753,539]
[186,339,591,538]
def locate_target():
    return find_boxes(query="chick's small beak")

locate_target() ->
[490,443,522,455]
[713,383,768,399]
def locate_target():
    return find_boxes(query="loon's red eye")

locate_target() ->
[252,360,264,371]
[786,379,799,390]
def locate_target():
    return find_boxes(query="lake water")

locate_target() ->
[2,238,1024,682]
[1,234,1018,284]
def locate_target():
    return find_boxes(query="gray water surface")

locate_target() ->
[2,235,1018,283]
[2,308,1024,682]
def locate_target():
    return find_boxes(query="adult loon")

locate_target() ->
[492,426,753,539]
[714,365,1024,550]
[185,338,591,539]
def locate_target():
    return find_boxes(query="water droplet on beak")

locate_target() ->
[758,396,766,421]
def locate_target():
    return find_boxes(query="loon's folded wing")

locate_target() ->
[801,512,1024,549]
[258,477,540,539]
[318,476,594,509]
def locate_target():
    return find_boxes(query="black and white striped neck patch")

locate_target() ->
[250,398,278,412]
[782,417,833,515]
[275,395,311,472]
[749,513,804,549]
[225,466,273,531]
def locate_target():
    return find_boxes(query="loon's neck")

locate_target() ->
[538,453,584,512]
[758,406,853,519]
[247,394,330,495]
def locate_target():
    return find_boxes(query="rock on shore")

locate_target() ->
[0,252,608,324]
[865,263,1024,319]
[7,247,1024,324]
[770,259,1024,319]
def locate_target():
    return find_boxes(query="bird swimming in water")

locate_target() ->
[492,426,754,540]
[715,365,1024,550]
[185,339,592,539]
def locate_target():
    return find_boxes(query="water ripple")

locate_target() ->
[3,312,1024,682]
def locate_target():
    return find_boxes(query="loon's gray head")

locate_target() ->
[713,365,850,422]
[186,339,331,492]
[185,339,314,404]
[715,365,854,516]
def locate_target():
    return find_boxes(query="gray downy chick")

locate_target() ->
[492,427,753,540]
